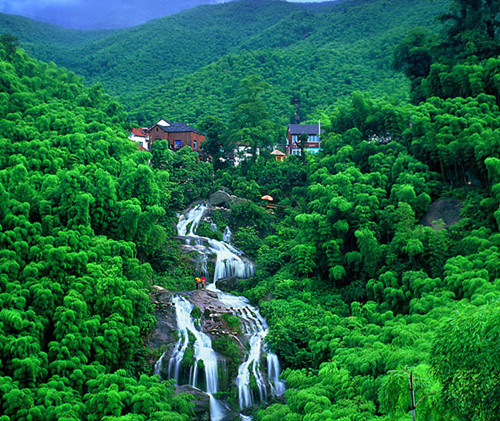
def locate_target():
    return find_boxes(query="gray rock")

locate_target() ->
[420,198,463,229]
[176,385,211,421]
[209,190,233,207]
[176,385,239,420]
[216,277,244,294]
[209,190,247,208]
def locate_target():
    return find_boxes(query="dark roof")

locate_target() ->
[288,124,323,135]
[154,120,204,135]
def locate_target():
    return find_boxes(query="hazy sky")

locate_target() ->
[0,0,328,30]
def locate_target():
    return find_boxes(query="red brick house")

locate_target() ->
[286,123,323,156]
[148,119,206,153]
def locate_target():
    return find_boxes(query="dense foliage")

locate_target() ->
[1,0,500,420]
[201,1,499,419]
[232,92,500,419]
[0,0,449,125]
[0,45,207,419]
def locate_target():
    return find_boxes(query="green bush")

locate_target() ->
[213,335,243,381]
[195,221,223,241]
[190,306,202,319]
[221,313,242,334]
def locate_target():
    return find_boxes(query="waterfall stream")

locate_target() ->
[156,203,284,420]
[169,295,226,421]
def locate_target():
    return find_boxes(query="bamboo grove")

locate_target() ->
[0,0,499,420]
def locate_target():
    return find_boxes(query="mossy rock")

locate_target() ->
[249,372,259,394]
[181,346,195,369]
[213,335,243,381]
[221,313,242,334]
[196,221,223,241]
[191,305,202,319]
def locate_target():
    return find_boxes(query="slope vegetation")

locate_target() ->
[1,0,449,124]
[0,43,202,419]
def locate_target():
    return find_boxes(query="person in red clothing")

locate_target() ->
[200,276,206,289]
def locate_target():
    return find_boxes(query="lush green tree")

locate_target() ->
[198,115,233,171]
[439,0,500,60]
[0,34,19,61]
[229,75,278,163]
[432,303,500,421]
[0,48,196,419]
[393,27,437,103]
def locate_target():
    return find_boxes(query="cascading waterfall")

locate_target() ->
[223,225,232,243]
[215,293,285,409]
[157,202,284,419]
[177,203,207,237]
[208,239,254,286]
[167,295,226,421]
[166,296,194,382]
[267,352,286,396]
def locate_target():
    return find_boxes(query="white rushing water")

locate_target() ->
[167,295,226,421]
[223,225,232,243]
[216,292,286,408]
[177,203,207,237]
[208,238,254,286]
[158,203,284,420]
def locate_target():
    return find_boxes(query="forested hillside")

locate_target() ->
[0,0,449,125]
[208,1,500,419]
[1,0,499,420]
[0,39,214,419]
[0,14,108,51]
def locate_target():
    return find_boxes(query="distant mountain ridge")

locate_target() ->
[0,0,450,124]
[0,0,227,30]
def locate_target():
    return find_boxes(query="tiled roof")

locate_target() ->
[155,120,203,135]
[288,124,323,135]
[131,127,148,137]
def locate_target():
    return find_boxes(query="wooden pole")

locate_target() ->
[410,371,417,421]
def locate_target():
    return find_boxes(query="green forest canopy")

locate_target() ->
[0,0,450,125]
[0,40,211,419]
[1,0,500,419]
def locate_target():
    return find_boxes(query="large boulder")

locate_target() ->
[209,190,246,208]
[420,198,463,229]
[215,277,244,294]
[209,190,233,207]
[147,286,178,368]
[176,385,211,421]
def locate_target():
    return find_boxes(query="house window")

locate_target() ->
[309,135,319,142]
[292,135,298,143]
[175,140,182,149]
[193,140,197,149]
[292,149,301,156]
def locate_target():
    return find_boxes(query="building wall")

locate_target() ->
[129,134,149,150]
[149,126,167,148]
[167,131,206,152]
[148,126,206,152]
[286,131,295,155]
[286,130,321,155]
